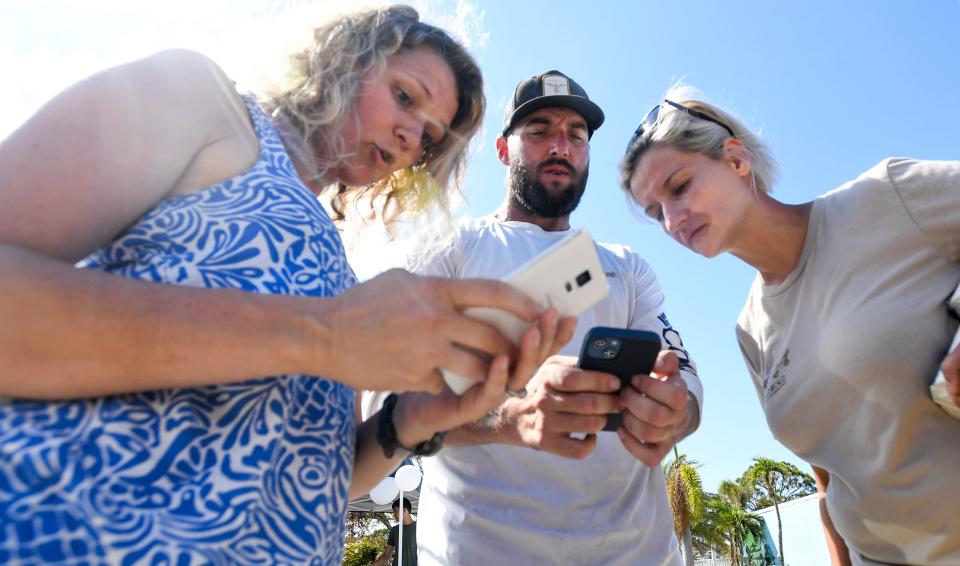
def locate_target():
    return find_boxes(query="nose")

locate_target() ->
[661,202,687,235]
[548,130,571,157]
[395,114,427,157]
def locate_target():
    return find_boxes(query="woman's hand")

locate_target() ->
[388,312,576,447]
[316,268,574,395]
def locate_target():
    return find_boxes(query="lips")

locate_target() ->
[372,144,394,168]
[686,224,707,247]
[538,160,575,179]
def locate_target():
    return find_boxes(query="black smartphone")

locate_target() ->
[576,326,661,431]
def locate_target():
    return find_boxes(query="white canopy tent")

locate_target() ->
[347,457,423,513]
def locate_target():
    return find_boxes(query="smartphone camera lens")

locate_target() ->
[576,270,591,287]
[587,336,622,361]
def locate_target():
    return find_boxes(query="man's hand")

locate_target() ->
[499,355,622,459]
[616,350,698,467]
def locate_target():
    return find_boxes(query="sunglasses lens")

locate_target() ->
[627,104,661,154]
[637,105,660,138]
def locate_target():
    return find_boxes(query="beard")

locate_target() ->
[509,156,589,218]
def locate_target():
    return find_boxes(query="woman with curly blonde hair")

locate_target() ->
[0,5,571,564]
[268,4,485,225]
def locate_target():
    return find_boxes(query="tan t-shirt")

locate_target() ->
[737,158,960,564]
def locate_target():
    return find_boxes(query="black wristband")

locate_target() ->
[375,393,446,458]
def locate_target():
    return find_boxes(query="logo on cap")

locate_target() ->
[542,74,570,96]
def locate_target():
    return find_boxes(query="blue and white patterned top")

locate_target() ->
[0,95,358,565]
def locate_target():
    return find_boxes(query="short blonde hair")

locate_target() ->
[620,85,778,199]
[268,5,485,227]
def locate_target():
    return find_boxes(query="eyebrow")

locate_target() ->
[640,167,684,216]
[524,117,552,128]
[523,117,588,132]
[662,168,683,190]
[415,76,434,101]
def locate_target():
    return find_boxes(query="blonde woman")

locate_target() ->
[0,5,570,564]
[620,89,960,565]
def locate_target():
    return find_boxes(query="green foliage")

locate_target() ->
[718,479,752,510]
[346,511,393,540]
[664,452,706,536]
[738,457,814,566]
[740,457,815,511]
[696,494,766,566]
[344,511,390,566]
[665,451,708,566]
[343,532,388,566]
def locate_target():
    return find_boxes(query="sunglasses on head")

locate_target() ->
[627,99,735,151]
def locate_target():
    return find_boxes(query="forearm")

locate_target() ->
[371,547,393,566]
[813,466,851,566]
[444,403,522,447]
[350,415,408,500]
[820,498,851,565]
[681,391,701,438]
[0,244,331,398]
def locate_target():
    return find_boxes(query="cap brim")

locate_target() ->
[504,95,605,137]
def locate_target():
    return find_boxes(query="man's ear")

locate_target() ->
[495,135,511,166]
[723,138,752,178]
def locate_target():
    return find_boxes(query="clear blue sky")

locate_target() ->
[4,0,959,492]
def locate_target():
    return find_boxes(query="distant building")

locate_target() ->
[754,494,830,566]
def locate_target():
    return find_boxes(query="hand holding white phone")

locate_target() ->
[442,229,609,394]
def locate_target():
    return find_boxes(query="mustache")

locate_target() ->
[537,158,576,176]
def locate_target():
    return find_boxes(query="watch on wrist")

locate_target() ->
[376,393,447,458]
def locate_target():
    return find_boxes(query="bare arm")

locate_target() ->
[0,49,301,396]
[813,466,851,566]
[372,544,394,566]
[1,50,550,399]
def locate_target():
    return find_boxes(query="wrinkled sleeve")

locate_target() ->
[627,251,703,416]
[736,316,767,405]
[887,158,960,261]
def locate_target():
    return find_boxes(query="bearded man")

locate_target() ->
[365,71,703,565]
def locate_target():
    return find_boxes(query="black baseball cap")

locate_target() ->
[502,70,605,138]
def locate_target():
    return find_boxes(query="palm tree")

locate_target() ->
[718,479,752,510]
[741,458,815,566]
[664,448,706,565]
[695,493,764,566]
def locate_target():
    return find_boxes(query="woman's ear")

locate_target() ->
[723,138,752,178]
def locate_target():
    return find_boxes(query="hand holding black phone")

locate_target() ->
[576,327,661,431]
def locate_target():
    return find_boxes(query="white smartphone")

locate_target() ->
[443,229,610,394]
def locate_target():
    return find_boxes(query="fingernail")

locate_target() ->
[609,377,620,390]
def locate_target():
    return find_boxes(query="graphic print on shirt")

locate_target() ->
[763,349,790,400]
[658,312,697,377]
